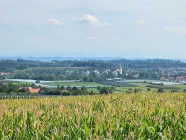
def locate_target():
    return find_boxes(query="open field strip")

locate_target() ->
[43,82,103,87]
[0,93,185,139]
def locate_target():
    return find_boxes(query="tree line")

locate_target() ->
[0,83,116,95]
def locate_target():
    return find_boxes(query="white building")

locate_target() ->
[116,65,123,75]
[93,70,100,75]
[112,71,118,77]
[106,78,123,82]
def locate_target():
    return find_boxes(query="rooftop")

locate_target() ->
[28,87,40,94]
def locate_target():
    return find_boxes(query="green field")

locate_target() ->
[44,82,103,87]
[21,67,90,71]
[113,82,186,93]
[0,93,185,139]
[41,81,186,94]
[2,80,186,94]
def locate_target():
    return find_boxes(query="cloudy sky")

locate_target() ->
[0,0,186,58]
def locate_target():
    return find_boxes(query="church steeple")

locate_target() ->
[119,64,122,75]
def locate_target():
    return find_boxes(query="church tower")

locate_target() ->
[119,64,123,75]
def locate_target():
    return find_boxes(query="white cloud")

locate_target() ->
[137,20,145,25]
[80,14,109,26]
[48,18,63,26]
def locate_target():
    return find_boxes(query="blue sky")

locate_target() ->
[0,0,186,58]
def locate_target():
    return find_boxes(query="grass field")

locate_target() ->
[2,80,186,94]
[44,82,103,87]
[115,82,186,93]
[42,81,186,93]
[21,67,90,71]
[0,93,185,139]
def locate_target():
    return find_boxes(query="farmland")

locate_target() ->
[0,93,185,139]
[2,79,186,95]
[42,81,186,93]
[44,82,103,87]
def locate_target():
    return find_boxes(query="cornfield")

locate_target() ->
[0,93,185,139]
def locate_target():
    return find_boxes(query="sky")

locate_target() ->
[0,0,186,58]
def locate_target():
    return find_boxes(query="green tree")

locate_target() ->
[67,85,72,91]
[60,86,65,90]
[98,87,115,95]
[57,84,60,89]
[147,88,151,91]
[81,86,87,91]
[157,88,164,93]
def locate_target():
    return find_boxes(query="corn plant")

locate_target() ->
[0,93,185,139]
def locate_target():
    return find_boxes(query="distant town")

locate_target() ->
[1,58,186,95]
[1,58,186,83]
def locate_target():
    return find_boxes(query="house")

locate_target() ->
[160,77,167,81]
[0,72,10,76]
[112,71,118,77]
[106,78,113,81]
[106,78,123,82]
[113,78,123,82]
[168,77,175,82]
[19,87,29,93]
[85,71,90,76]
[176,76,186,82]
[133,74,140,78]
[38,87,50,95]
[19,87,49,94]
[28,87,40,94]
[93,70,100,74]
[116,65,123,75]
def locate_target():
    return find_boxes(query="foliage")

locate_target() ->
[46,86,94,96]
[157,88,165,93]
[134,88,141,93]
[98,81,136,87]
[0,93,185,139]
[147,88,151,91]
[0,83,19,93]
[146,85,178,90]
[1,59,186,81]
[60,86,65,90]
[98,87,115,94]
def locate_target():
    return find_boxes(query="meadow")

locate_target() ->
[0,93,185,139]
[44,82,103,87]
[42,81,186,93]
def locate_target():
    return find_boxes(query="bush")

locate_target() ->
[183,89,186,92]
[126,90,132,94]
[134,88,141,93]
[171,89,178,93]
[147,88,151,91]
[60,86,65,90]
[61,91,71,96]
[157,88,165,93]
[98,87,115,94]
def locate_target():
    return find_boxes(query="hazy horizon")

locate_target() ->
[1,55,186,61]
[1,0,186,58]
